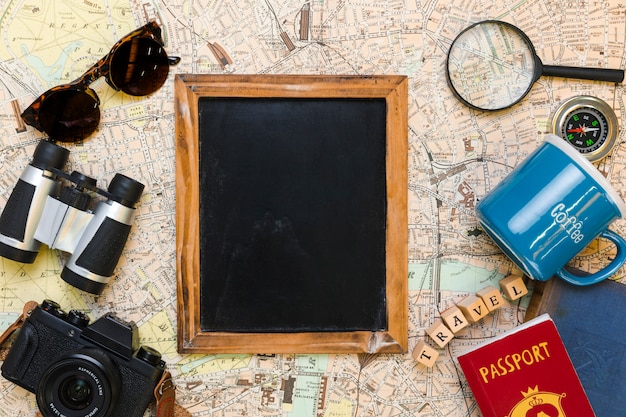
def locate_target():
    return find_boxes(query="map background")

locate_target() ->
[0,0,624,416]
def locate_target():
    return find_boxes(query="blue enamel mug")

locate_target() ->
[476,134,626,286]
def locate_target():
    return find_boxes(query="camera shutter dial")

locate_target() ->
[67,310,90,328]
[137,345,163,366]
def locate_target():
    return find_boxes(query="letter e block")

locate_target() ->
[426,319,455,348]
[476,285,505,312]
[499,274,528,301]
[412,339,439,367]
[456,295,489,323]
[440,305,469,333]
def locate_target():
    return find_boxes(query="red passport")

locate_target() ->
[457,314,595,417]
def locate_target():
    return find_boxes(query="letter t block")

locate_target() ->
[412,339,439,367]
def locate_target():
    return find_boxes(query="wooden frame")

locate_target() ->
[175,74,408,354]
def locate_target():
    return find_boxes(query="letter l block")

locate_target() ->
[499,274,528,301]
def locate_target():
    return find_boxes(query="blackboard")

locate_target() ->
[175,75,408,353]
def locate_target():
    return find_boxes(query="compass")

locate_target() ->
[552,95,618,162]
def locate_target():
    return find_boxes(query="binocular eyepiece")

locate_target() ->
[0,140,144,294]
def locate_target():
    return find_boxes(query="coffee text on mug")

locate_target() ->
[551,203,584,243]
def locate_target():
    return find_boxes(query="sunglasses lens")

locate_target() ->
[38,89,100,142]
[110,37,171,96]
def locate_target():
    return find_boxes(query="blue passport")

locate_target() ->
[526,277,626,417]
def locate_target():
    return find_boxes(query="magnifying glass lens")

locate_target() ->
[447,21,537,110]
[447,20,624,111]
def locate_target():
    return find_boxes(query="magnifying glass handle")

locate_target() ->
[542,64,624,83]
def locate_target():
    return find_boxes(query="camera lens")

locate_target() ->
[36,349,120,417]
[59,376,93,409]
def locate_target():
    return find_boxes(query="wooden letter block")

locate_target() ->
[426,319,455,348]
[440,305,469,333]
[456,295,489,323]
[412,339,439,367]
[499,274,528,301]
[476,285,505,312]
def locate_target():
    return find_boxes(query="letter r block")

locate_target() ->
[456,295,489,323]
[499,274,528,301]
[440,305,469,333]
[426,319,455,348]
[412,339,439,367]
[476,285,505,312]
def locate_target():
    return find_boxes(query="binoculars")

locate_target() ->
[0,140,144,294]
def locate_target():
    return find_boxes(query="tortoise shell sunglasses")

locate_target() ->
[21,21,181,142]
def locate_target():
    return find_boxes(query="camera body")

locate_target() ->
[1,300,165,417]
[0,140,144,294]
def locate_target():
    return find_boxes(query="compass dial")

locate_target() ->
[552,96,618,162]
[561,106,608,154]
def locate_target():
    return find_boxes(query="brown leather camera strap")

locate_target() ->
[35,405,193,417]
[153,371,193,417]
[0,300,38,356]
[2,301,192,417]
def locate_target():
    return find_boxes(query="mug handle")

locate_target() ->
[556,229,626,286]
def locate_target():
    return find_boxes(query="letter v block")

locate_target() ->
[440,305,469,333]
[476,285,505,312]
[426,319,455,348]
[412,339,439,367]
[456,295,489,323]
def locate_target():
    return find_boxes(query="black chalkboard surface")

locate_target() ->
[198,97,388,332]
[175,74,408,353]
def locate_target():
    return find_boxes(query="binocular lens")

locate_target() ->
[108,174,145,206]
[32,140,70,171]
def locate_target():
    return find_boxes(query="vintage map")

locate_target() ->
[0,0,625,416]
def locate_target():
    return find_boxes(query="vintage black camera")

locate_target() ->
[0,139,144,294]
[1,299,166,417]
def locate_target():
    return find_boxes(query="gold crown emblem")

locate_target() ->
[520,386,539,398]
[528,396,544,407]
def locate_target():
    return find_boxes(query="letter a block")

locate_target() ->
[476,285,505,312]
[456,295,489,323]
[499,274,528,301]
[412,339,439,367]
[440,305,469,333]
[426,319,455,348]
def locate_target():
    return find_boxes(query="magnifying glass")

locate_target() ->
[446,20,625,111]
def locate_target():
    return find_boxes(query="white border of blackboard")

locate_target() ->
[175,74,408,353]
